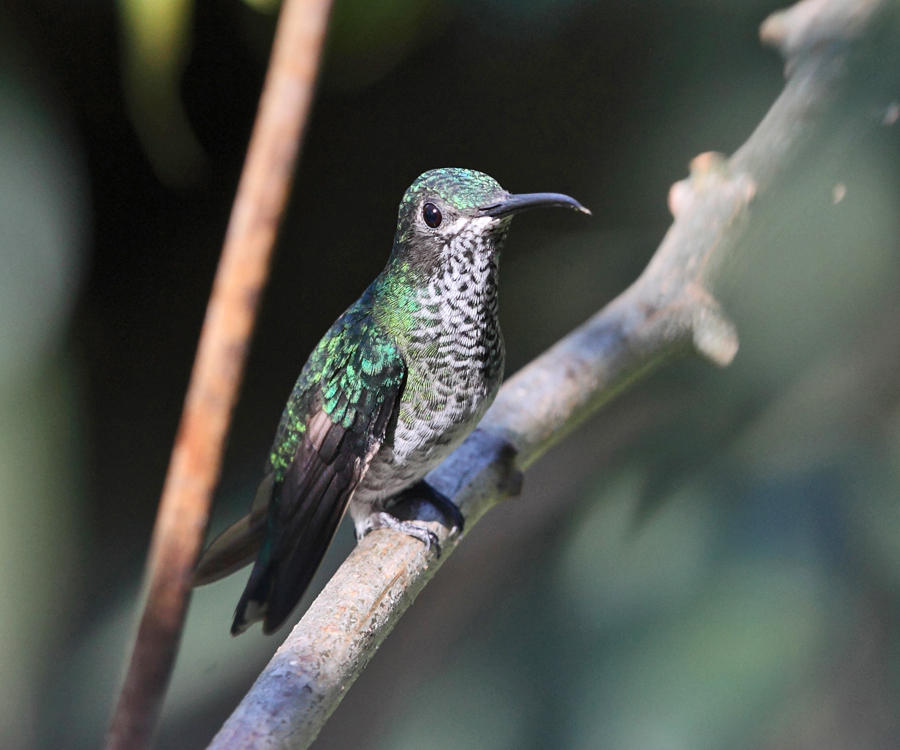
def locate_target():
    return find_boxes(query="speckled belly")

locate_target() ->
[351,372,501,514]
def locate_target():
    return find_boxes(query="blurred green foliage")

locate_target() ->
[0,32,87,747]
[119,0,205,184]
[1,0,898,748]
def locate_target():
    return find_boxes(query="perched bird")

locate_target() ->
[195,168,589,634]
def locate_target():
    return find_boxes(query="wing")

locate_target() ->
[231,307,405,635]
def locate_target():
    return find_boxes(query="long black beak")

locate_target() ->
[478,192,591,218]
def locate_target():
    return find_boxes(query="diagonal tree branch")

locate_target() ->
[105,1,333,748]
[207,0,887,746]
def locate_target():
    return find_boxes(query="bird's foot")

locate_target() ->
[394,480,465,535]
[357,481,465,558]
[359,512,443,558]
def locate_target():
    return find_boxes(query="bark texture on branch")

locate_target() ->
[208,0,886,747]
[106,2,333,748]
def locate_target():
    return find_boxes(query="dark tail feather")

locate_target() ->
[229,498,344,636]
[193,513,267,586]
[259,443,361,635]
[231,549,276,635]
[230,416,367,635]
[233,462,358,635]
[260,490,347,634]
[193,474,273,586]
[223,496,343,634]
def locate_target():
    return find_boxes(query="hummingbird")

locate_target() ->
[194,168,589,634]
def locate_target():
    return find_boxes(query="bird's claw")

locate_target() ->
[360,481,465,557]
[362,511,443,557]
[394,480,465,535]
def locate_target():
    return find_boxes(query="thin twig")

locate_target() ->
[105,1,333,748]
[207,0,886,746]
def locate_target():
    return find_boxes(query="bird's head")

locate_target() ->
[388,167,589,275]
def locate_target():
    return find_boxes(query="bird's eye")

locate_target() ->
[422,202,442,228]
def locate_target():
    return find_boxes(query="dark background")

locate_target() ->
[2,0,899,747]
